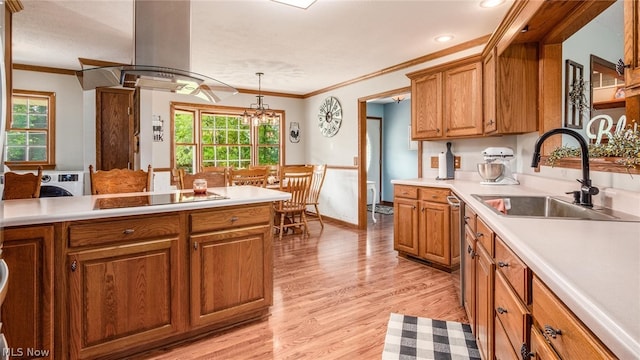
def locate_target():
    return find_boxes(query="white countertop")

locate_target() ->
[1,186,291,228]
[391,178,640,359]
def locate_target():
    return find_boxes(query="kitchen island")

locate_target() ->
[392,177,640,360]
[1,186,290,360]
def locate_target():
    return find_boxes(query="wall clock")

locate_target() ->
[318,96,342,137]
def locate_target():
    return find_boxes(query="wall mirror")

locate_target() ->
[537,0,639,174]
[561,0,624,145]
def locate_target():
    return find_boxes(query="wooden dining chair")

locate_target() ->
[273,166,314,241]
[228,167,268,187]
[201,166,229,185]
[178,168,227,190]
[89,165,153,195]
[305,164,327,227]
[2,166,43,200]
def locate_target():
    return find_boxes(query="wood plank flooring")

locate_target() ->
[143,212,467,359]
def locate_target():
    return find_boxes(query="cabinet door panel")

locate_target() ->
[475,243,494,360]
[68,239,180,359]
[1,226,54,359]
[444,62,483,137]
[412,73,443,138]
[419,201,450,265]
[484,49,497,134]
[625,0,640,96]
[393,198,419,255]
[190,225,272,327]
[463,227,476,334]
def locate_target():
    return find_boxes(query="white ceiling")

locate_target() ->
[12,0,513,95]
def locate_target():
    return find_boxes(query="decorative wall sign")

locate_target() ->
[152,115,164,142]
[289,122,300,143]
[565,60,588,129]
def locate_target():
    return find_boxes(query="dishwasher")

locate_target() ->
[446,193,465,306]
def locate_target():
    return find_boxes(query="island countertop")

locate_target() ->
[391,177,640,360]
[1,186,291,228]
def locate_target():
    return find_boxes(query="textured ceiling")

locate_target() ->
[12,0,513,95]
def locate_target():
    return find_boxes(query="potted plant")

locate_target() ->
[546,128,640,171]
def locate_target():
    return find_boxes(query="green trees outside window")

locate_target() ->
[172,104,282,173]
[4,90,55,167]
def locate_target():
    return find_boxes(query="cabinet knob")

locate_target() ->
[544,325,562,339]
[498,261,509,268]
[488,119,495,125]
[123,228,135,235]
[194,242,198,251]
[520,343,534,359]
[496,306,508,314]
[70,259,77,272]
[476,232,484,238]
[421,207,425,212]
[230,216,239,223]
[412,205,417,210]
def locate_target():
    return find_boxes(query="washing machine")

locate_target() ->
[39,171,85,197]
[1,170,85,197]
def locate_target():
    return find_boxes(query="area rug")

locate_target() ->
[367,204,394,215]
[382,313,480,360]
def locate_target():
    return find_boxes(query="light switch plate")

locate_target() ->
[431,156,461,169]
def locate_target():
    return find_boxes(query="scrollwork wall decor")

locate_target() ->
[565,60,589,129]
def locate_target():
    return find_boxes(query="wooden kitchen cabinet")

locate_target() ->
[475,242,494,360]
[407,55,483,140]
[443,61,483,137]
[393,185,459,271]
[1,225,54,359]
[411,72,443,138]
[482,44,538,135]
[418,190,451,266]
[66,215,182,360]
[463,226,476,335]
[624,0,640,96]
[531,275,616,360]
[189,204,273,328]
[393,185,419,256]
[463,206,617,360]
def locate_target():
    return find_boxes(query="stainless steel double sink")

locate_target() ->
[471,194,640,222]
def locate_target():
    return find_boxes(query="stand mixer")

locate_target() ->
[478,147,519,185]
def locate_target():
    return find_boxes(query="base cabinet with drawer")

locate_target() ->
[393,185,459,270]
[189,204,273,328]
[65,214,182,360]
[2,200,277,360]
[463,207,617,360]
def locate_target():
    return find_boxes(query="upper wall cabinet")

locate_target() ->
[407,55,483,140]
[624,0,640,96]
[483,43,539,135]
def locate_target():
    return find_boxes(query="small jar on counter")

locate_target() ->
[193,179,208,194]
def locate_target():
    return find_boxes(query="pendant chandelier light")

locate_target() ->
[242,72,278,126]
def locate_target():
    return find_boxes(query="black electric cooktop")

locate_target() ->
[94,191,228,210]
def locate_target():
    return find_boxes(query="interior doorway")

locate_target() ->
[366,116,382,205]
[357,86,412,229]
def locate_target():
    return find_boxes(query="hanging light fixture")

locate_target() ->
[242,72,278,126]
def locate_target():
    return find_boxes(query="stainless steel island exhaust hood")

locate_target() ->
[76,0,237,103]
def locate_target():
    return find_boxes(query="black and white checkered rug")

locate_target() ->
[382,313,480,360]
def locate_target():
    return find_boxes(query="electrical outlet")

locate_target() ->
[431,156,461,169]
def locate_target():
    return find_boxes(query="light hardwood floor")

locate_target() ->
[143,212,467,359]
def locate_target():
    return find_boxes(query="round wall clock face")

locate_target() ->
[318,96,342,137]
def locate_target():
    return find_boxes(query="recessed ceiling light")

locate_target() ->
[271,0,316,9]
[479,0,505,8]
[435,34,454,43]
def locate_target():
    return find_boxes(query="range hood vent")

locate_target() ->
[76,0,237,103]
